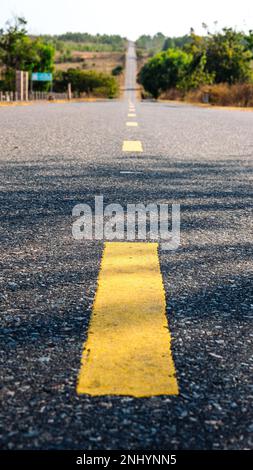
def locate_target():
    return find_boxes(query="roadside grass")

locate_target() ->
[156,84,253,108]
[186,83,253,107]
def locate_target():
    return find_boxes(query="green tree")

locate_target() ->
[162,35,191,51]
[245,30,253,51]
[112,65,123,76]
[136,33,166,54]
[205,28,253,84]
[41,33,126,52]
[183,28,253,87]
[0,17,27,69]
[0,16,55,90]
[138,48,192,98]
[180,32,214,89]
[179,53,214,90]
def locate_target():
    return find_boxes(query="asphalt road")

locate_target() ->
[0,43,252,450]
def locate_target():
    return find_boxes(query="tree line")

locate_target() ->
[0,17,54,90]
[136,33,191,55]
[42,32,126,48]
[0,17,119,98]
[54,69,118,98]
[138,28,253,99]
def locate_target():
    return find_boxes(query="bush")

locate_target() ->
[112,65,123,76]
[205,29,253,84]
[138,27,253,102]
[53,69,119,98]
[178,53,215,91]
[138,48,192,98]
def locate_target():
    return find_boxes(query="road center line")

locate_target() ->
[77,242,179,397]
[126,122,138,127]
[128,113,136,117]
[122,140,143,152]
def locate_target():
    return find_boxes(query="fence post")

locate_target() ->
[23,72,29,101]
[16,71,23,100]
[67,83,72,100]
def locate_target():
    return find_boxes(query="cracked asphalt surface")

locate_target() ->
[0,50,253,449]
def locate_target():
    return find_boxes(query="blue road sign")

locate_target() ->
[32,73,52,82]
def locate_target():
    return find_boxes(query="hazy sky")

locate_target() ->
[0,0,253,39]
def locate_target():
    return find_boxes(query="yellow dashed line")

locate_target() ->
[126,122,138,127]
[77,242,179,397]
[122,140,143,152]
[128,113,136,118]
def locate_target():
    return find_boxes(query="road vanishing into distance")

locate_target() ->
[0,42,252,450]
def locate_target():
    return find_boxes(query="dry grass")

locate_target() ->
[55,51,125,74]
[160,88,185,101]
[158,83,253,108]
[186,83,253,107]
[55,51,126,95]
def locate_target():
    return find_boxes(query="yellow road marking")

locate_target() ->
[122,140,143,152]
[77,242,179,397]
[126,122,138,127]
[128,113,136,117]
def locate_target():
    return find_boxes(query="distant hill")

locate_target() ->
[136,33,191,54]
[36,33,127,53]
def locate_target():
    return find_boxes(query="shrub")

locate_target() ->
[112,65,123,76]
[53,69,119,98]
[138,27,253,102]
[205,28,253,84]
[178,53,215,91]
[138,48,192,99]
